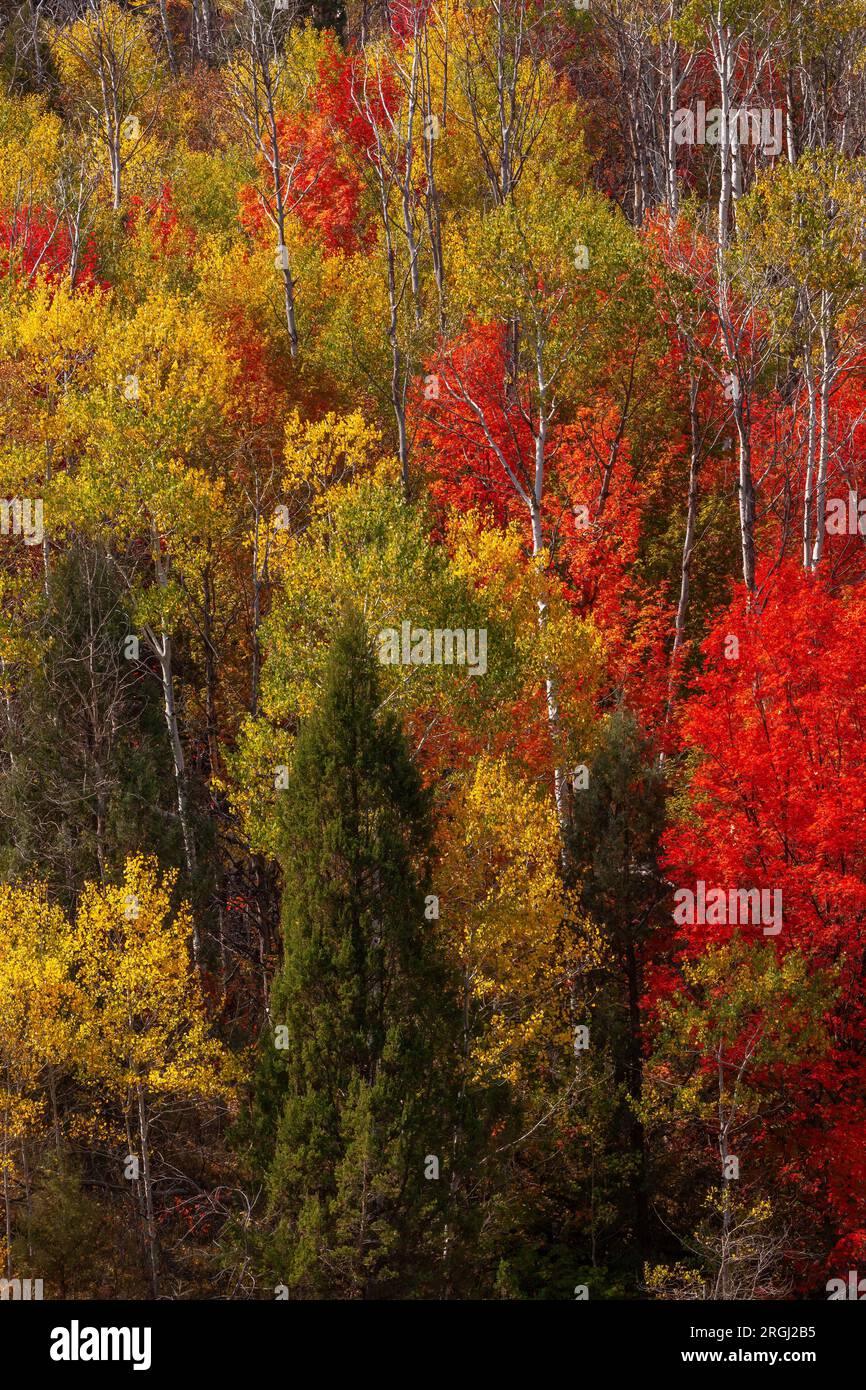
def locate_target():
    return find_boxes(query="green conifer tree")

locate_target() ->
[251,607,462,1298]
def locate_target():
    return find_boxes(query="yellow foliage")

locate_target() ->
[71,855,237,1100]
[0,858,237,1154]
[0,93,62,207]
[282,409,386,526]
[437,753,576,1086]
[0,882,76,1160]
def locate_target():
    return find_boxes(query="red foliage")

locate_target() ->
[0,205,100,287]
[663,562,866,1259]
[416,322,533,530]
[126,182,197,263]
[239,36,393,257]
[416,323,674,729]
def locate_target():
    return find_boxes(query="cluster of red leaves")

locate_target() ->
[387,0,434,40]
[126,182,197,264]
[0,205,100,287]
[239,36,395,257]
[662,562,866,1260]
[416,323,535,531]
[416,322,674,728]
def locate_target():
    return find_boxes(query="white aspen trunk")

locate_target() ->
[530,501,569,848]
[250,488,268,719]
[136,1084,159,1299]
[713,11,755,593]
[715,12,733,254]
[496,1,513,203]
[785,68,797,164]
[158,0,178,78]
[143,552,200,966]
[802,351,817,569]
[530,357,569,849]
[421,32,446,326]
[374,137,410,496]
[401,39,423,320]
[733,391,756,593]
[673,374,701,657]
[810,308,833,569]
[717,1059,731,1299]
[264,97,299,358]
[152,630,198,885]
[666,42,680,219]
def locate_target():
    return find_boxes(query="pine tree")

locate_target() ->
[567,708,668,1265]
[250,608,461,1298]
[14,1159,106,1300]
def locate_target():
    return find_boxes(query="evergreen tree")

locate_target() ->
[250,608,462,1298]
[566,708,668,1268]
[14,1159,106,1300]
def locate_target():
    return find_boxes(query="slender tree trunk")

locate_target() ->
[47,1069,62,1157]
[400,41,422,321]
[810,311,833,569]
[202,564,220,775]
[263,74,299,357]
[786,67,797,164]
[2,1081,11,1279]
[380,198,410,497]
[422,35,446,327]
[802,351,817,568]
[144,617,201,967]
[20,1142,32,1251]
[715,16,733,252]
[717,1051,732,1300]
[158,0,179,78]
[673,374,701,656]
[713,13,755,593]
[530,496,569,849]
[734,392,756,593]
[136,1084,159,1299]
[666,45,680,219]
[42,446,52,596]
[153,632,198,883]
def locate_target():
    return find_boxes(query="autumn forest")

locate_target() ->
[1,0,866,1306]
